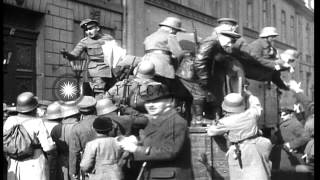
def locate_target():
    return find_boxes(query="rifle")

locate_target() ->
[192,20,199,55]
[119,57,137,108]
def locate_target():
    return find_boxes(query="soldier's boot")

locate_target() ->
[191,100,208,126]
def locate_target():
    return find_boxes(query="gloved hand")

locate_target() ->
[119,141,138,152]
[60,49,75,60]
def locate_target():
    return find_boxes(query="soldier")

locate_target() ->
[96,98,148,136]
[194,29,242,119]
[105,61,160,113]
[246,27,293,90]
[51,104,80,180]
[142,17,185,89]
[207,91,272,180]
[4,92,56,180]
[119,84,193,180]
[43,101,63,180]
[69,96,97,180]
[60,19,138,99]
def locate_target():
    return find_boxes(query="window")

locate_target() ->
[306,23,311,52]
[306,55,312,64]
[290,15,295,45]
[214,0,220,17]
[246,0,254,28]
[272,4,276,27]
[306,72,311,96]
[228,0,236,19]
[298,17,303,50]
[262,0,268,26]
[281,10,286,42]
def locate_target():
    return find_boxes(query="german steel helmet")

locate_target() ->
[44,102,62,120]
[80,18,99,29]
[96,98,118,116]
[77,96,97,111]
[221,93,245,113]
[259,27,279,38]
[61,104,80,118]
[16,92,39,113]
[159,17,186,32]
[136,61,155,79]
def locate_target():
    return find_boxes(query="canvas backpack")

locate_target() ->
[3,120,36,160]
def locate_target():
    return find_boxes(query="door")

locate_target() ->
[3,27,38,104]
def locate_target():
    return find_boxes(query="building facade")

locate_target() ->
[3,0,313,103]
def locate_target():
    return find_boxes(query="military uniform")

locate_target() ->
[143,29,184,79]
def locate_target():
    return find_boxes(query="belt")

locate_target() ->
[230,134,260,145]
[145,49,171,56]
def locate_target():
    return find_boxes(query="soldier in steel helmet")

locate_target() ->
[142,17,186,89]
[4,92,56,180]
[60,18,140,99]
[42,101,63,180]
[68,96,97,180]
[207,90,272,180]
[51,103,80,180]
[105,60,160,113]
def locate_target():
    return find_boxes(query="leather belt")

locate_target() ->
[230,134,260,145]
[145,49,171,56]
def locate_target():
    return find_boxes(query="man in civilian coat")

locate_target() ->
[69,96,97,180]
[119,84,193,180]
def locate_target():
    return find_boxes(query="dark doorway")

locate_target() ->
[3,5,41,104]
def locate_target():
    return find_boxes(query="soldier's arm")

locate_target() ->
[69,127,82,177]
[168,34,185,59]
[80,142,96,173]
[69,39,87,58]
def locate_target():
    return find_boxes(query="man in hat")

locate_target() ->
[68,96,97,180]
[119,84,193,180]
[194,29,243,123]
[207,91,272,180]
[60,18,140,99]
[4,92,56,180]
[51,104,80,180]
[105,61,159,113]
[142,17,186,86]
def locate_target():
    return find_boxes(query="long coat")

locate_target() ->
[4,114,56,180]
[80,136,123,180]
[132,109,193,180]
[69,114,97,177]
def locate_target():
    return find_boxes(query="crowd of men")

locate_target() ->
[3,16,314,180]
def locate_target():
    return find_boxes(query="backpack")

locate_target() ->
[3,123,35,160]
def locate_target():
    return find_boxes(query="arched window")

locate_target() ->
[262,0,268,26]
[290,15,295,46]
[272,4,276,27]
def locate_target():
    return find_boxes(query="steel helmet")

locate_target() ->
[77,96,97,112]
[221,93,245,113]
[96,98,118,116]
[136,61,155,79]
[16,92,39,113]
[60,104,80,118]
[259,27,279,38]
[44,102,62,120]
[159,17,186,32]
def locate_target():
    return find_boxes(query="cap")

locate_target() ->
[61,104,80,118]
[93,116,114,134]
[222,93,245,113]
[219,30,241,39]
[217,18,238,26]
[80,18,99,29]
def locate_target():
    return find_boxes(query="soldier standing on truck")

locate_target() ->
[60,18,139,99]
